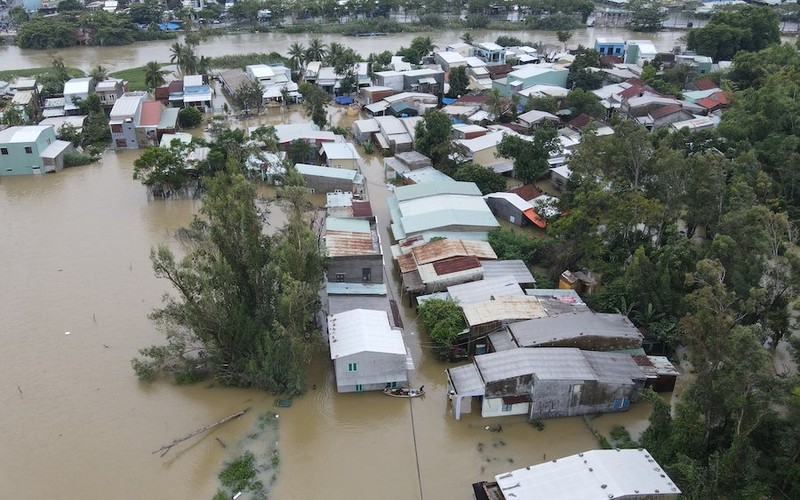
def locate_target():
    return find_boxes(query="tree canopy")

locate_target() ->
[687,5,780,61]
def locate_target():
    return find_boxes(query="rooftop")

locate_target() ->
[462,295,547,327]
[328,309,405,359]
[447,276,524,305]
[139,101,163,127]
[325,217,379,257]
[394,181,482,202]
[0,125,52,144]
[296,163,359,181]
[397,238,496,274]
[508,312,643,348]
[480,260,535,285]
[321,142,359,160]
[491,448,680,499]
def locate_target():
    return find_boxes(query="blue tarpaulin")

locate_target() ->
[442,98,456,105]
[335,96,354,105]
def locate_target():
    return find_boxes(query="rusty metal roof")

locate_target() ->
[397,238,497,274]
[325,230,376,257]
[462,296,547,327]
[432,256,481,275]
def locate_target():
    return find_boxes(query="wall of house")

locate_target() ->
[303,175,355,194]
[485,198,525,226]
[325,157,359,169]
[529,378,643,419]
[481,397,530,418]
[0,129,56,176]
[328,254,385,284]
[110,121,139,149]
[471,147,500,167]
[334,351,407,393]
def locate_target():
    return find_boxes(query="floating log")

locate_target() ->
[152,408,248,457]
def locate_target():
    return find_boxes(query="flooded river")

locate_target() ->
[0,28,693,73]
[1,29,671,499]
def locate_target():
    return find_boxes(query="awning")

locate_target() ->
[418,77,437,85]
[523,208,547,229]
[502,395,532,405]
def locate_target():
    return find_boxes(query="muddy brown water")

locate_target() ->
[1,39,671,497]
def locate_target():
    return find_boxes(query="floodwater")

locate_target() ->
[1,29,673,499]
[0,28,694,73]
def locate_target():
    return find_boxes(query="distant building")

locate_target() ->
[63,77,95,115]
[94,78,127,110]
[594,37,626,57]
[624,40,658,67]
[493,64,568,98]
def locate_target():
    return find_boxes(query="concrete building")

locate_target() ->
[295,163,364,195]
[434,51,468,72]
[474,448,681,499]
[95,78,126,109]
[387,181,500,242]
[446,348,647,420]
[0,126,73,176]
[472,42,506,65]
[320,142,360,169]
[63,77,94,114]
[325,217,383,285]
[594,37,626,57]
[328,309,408,393]
[373,115,413,153]
[493,64,569,98]
[624,40,658,67]
[109,92,147,150]
[182,75,213,111]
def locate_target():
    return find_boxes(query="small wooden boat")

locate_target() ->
[383,386,425,398]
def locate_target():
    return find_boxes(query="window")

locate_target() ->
[501,403,513,412]
[362,268,371,282]
[0,148,7,155]
[115,139,127,148]
[621,397,630,409]
[335,273,345,282]
[347,362,358,373]
[111,124,123,134]
[355,384,363,392]
[385,382,397,389]
[24,146,33,154]
[613,398,621,409]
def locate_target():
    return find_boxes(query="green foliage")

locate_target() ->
[398,36,436,65]
[133,142,191,192]
[233,79,264,114]
[567,46,605,91]
[527,418,545,431]
[496,123,560,183]
[287,139,315,165]
[417,299,466,361]
[496,36,524,48]
[626,0,668,32]
[414,110,453,167]
[78,94,111,148]
[687,5,780,61]
[465,15,490,29]
[447,66,468,99]
[209,52,288,69]
[299,82,331,128]
[488,228,545,263]
[64,151,96,168]
[525,14,583,31]
[525,96,558,114]
[564,88,605,118]
[453,163,506,195]
[17,17,77,49]
[178,106,204,129]
[218,452,259,493]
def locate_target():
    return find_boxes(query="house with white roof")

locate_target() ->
[516,109,560,130]
[182,75,213,111]
[320,142,360,169]
[472,42,506,65]
[387,181,500,242]
[434,51,468,72]
[95,78,126,109]
[328,309,409,393]
[474,448,681,499]
[63,77,94,114]
[624,40,658,67]
[493,64,569,98]
[445,42,472,57]
[0,125,73,176]
[109,92,147,149]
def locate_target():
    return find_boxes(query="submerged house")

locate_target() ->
[501,311,644,351]
[0,125,73,176]
[328,309,408,393]
[473,448,681,500]
[446,347,646,420]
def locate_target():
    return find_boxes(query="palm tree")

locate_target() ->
[144,61,166,89]
[170,42,188,73]
[288,42,306,72]
[486,88,504,122]
[305,37,328,62]
[325,42,346,67]
[460,32,474,45]
[89,64,108,83]
[182,46,199,76]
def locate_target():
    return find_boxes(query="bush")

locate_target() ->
[465,14,490,29]
[64,150,95,167]
[525,14,583,31]
[178,106,203,129]
[418,299,466,360]
[419,14,445,29]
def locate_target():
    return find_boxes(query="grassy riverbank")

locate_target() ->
[109,65,168,91]
[0,66,83,81]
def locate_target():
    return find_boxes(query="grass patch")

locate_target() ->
[208,53,287,70]
[0,67,84,81]
[110,64,169,92]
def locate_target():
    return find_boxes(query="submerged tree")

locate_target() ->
[131,162,325,394]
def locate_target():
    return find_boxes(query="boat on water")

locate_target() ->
[383,386,425,398]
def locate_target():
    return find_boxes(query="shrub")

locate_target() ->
[64,150,95,167]
[465,14,490,29]
[178,106,203,129]
[525,14,583,31]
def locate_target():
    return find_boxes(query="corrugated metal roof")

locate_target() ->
[109,93,145,119]
[448,276,524,305]
[487,329,516,352]
[325,231,376,257]
[328,309,406,358]
[462,295,546,327]
[508,312,643,348]
[493,448,680,499]
[39,140,72,159]
[583,350,647,384]
[352,201,373,217]
[480,260,535,285]
[447,363,485,395]
[321,142,359,160]
[158,107,180,129]
[326,282,387,296]
[475,347,592,382]
[0,125,51,144]
[397,238,497,274]
[394,181,481,201]
[326,217,370,233]
[296,163,358,181]
[432,256,481,275]
[63,77,92,95]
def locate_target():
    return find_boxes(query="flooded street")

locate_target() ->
[0,29,672,499]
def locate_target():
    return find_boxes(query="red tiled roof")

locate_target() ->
[711,91,728,105]
[649,103,683,119]
[455,94,488,104]
[568,113,593,130]
[697,92,729,110]
[626,77,646,87]
[139,101,163,126]
[352,200,373,218]
[509,184,542,202]
[618,85,647,100]
[432,255,481,275]
[486,64,513,76]
[154,86,170,101]
[692,78,717,91]
[168,80,183,93]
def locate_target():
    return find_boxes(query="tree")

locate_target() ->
[556,30,572,51]
[129,0,161,25]
[233,79,264,115]
[179,106,204,129]
[298,83,330,128]
[89,65,108,83]
[78,93,111,148]
[228,0,262,24]
[452,163,506,195]
[132,141,191,193]
[525,95,558,114]
[485,87,506,121]
[131,163,322,394]
[447,66,468,98]
[57,0,85,13]
[414,110,452,166]
[567,46,605,90]
[488,228,545,263]
[287,139,315,165]
[686,5,780,60]
[417,299,466,360]
[1,106,22,126]
[461,32,474,45]
[144,61,166,89]
[170,42,198,76]
[399,36,435,65]
[496,124,561,183]
[288,42,306,73]
[626,0,668,32]
[564,88,605,118]
[305,38,328,62]
[17,18,77,49]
